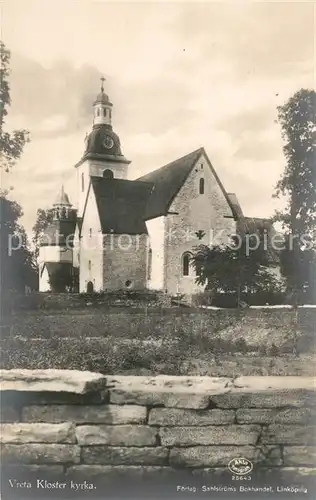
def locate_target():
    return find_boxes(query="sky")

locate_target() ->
[0,0,315,236]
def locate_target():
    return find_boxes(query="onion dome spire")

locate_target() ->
[93,77,113,126]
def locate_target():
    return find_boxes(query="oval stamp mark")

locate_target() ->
[228,458,253,476]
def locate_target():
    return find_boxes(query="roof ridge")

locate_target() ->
[137,147,204,180]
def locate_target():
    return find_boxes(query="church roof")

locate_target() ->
[53,185,72,207]
[137,147,236,221]
[90,176,153,235]
[94,90,111,106]
[75,124,130,167]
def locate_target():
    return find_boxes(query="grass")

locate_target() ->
[1,307,315,376]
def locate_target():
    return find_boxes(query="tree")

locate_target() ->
[0,197,38,294]
[0,42,36,311]
[191,236,278,307]
[32,208,54,259]
[280,236,316,304]
[0,42,30,177]
[274,89,316,304]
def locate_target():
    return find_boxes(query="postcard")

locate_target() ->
[0,1,315,498]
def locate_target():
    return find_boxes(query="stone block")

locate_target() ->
[236,408,315,425]
[110,390,210,409]
[256,446,283,466]
[233,376,316,391]
[22,404,147,424]
[0,369,107,394]
[160,425,261,446]
[283,446,316,466]
[81,446,168,465]
[1,405,20,422]
[210,390,315,408]
[148,408,235,426]
[1,444,80,464]
[108,375,231,409]
[261,425,316,445]
[2,390,109,406]
[76,425,158,446]
[170,446,257,467]
[1,423,76,444]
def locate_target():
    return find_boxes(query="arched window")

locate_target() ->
[81,173,84,192]
[103,108,107,117]
[88,260,91,271]
[97,108,100,117]
[103,169,114,179]
[182,252,191,277]
[199,178,205,194]
[89,228,92,238]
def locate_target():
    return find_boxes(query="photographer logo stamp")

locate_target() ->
[228,458,253,476]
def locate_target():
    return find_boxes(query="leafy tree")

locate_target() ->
[0,197,38,294]
[32,208,54,259]
[0,41,29,177]
[0,41,36,312]
[274,89,316,304]
[280,236,316,304]
[191,236,278,307]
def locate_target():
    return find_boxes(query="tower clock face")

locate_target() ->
[103,136,114,149]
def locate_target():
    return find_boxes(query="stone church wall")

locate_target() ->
[165,153,236,295]
[1,371,315,493]
[79,188,103,293]
[102,234,148,291]
[145,216,166,291]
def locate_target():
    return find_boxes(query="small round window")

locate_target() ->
[125,280,133,289]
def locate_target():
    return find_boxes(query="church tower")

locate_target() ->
[75,78,131,218]
[38,186,77,292]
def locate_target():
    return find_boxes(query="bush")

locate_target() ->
[234,337,250,354]
[192,289,287,308]
[191,291,213,307]
[268,343,280,357]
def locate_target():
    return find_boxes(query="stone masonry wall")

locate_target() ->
[1,371,315,495]
[165,152,236,295]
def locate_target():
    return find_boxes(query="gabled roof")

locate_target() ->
[90,176,153,235]
[136,148,204,220]
[137,147,236,221]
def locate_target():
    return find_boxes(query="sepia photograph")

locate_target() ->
[0,0,315,498]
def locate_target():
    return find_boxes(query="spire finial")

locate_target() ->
[100,76,106,92]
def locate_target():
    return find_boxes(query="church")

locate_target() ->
[39,80,277,295]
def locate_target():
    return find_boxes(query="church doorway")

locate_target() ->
[86,281,94,293]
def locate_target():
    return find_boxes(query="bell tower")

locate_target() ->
[93,77,113,127]
[52,185,73,220]
[38,186,76,292]
[75,78,131,219]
